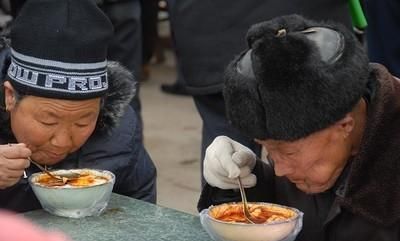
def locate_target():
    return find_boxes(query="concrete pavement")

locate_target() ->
[140,51,203,215]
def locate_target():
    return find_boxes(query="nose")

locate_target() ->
[50,128,73,149]
[273,160,295,177]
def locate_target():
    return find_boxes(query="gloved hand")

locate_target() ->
[203,136,257,189]
[0,143,31,189]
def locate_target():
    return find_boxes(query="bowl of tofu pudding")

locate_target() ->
[200,202,303,241]
[29,169,115,218]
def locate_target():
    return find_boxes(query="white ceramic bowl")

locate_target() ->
[200,202,303,241]
[29,169,115,218]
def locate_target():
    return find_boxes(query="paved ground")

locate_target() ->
[140,51,203,215]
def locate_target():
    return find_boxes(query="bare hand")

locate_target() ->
[0,143,31,189]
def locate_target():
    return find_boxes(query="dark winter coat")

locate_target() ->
[198,64,400,241]
[168,0,353,95]
[0,47,157,212]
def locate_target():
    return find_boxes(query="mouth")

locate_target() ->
[287,177,305,184]
[294,182,329,194]
[46,152,66,159]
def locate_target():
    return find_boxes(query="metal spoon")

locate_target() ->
[28,157,65,181]
[237,176,265,224]
[28,157,80,182]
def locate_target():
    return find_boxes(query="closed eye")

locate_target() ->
[75,123,91,128]
[40,121,57,126]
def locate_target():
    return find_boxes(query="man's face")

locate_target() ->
[6,85,101,165]
[257,124,353,194]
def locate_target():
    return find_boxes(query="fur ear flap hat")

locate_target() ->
[223,14,370,141]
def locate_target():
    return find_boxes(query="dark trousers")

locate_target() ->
[140,0,159,65]
[365,0,400,77]
[100,0,143,135]
[193,93,262,186]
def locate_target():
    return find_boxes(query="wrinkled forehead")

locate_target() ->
[18,94,101,109]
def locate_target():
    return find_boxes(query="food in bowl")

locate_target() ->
[35,170,110,187]
[209,202,296,224]
[200,202,303,241]
[29,169,115,218]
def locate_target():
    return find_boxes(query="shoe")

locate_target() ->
[160,83,190,96]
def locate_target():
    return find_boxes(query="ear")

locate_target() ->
[3,81,17,111]
[335,114,355,138]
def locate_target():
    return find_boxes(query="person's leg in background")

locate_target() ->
[140,0,159,81]
[365,0,400,77]
[160,21,189,95]
[100,0,143,137]
[193,93,262,186]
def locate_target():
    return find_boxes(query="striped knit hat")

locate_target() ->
[7,0,113,100]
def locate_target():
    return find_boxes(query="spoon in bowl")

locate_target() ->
[237,176,265,224]
[28,157,79,183]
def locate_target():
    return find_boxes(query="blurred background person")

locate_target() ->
[140,0,160,81]
[364,0,400,77]
[97,0,144,137]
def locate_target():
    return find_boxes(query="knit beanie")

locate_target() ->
[223,14,370,141]
[7,0,113,100]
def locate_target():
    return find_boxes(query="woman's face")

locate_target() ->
[256,120,355,194]
[5,83,101,165]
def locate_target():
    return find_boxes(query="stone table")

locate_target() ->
[24,193,212,241]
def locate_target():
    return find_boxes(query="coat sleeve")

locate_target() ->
[78,107,157,204]
[197,159,276,212]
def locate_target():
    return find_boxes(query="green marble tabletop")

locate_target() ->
[24,193,212,241]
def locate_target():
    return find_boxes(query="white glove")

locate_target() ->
[203,136,257,189]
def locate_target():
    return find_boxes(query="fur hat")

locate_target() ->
[6,0,113,100]
[224,14,370,141]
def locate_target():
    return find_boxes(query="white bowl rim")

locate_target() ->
[28,169,115,190]
[204,202,303,226]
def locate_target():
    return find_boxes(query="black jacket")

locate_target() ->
[198,64,400,241]
[0,47,157,212]
[168,0,352,95]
